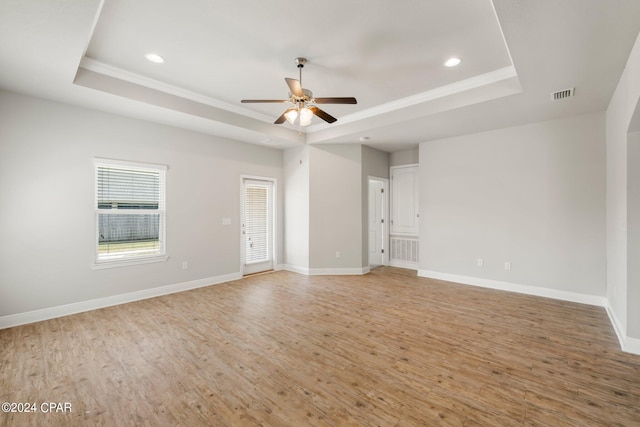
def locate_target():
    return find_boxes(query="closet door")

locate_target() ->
[390,165,419,235]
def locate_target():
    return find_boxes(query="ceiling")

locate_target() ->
[1,0,640,152]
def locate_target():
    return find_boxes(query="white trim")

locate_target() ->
[390,260,419,270]
[390,163,419,169]
[309,266,369,276]
[389,165,420,237]
[308,267,370,276]
[368,176,390,267]
[91,255,169,270]
[622,337,640,355]
[306,66,517,132]
[94,158,167,266]
[80,58,517,135]
[605,304,640,355]
[282,264,311,275]
[0,272,241,330]
[417,269,607,307]
[606,304,627,349]
[79,0,105,60]
[80,57,274,124]
[281,265,370,276]
[240,175,278,276]
[489,0,516,71]
[93,157,168,171]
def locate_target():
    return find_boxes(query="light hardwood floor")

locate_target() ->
[2,267,640,426]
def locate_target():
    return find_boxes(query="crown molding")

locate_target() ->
[307,65,519,133]
[79,57,275,124]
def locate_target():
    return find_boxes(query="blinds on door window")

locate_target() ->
[244,183,270,264]
[95,159,166,263]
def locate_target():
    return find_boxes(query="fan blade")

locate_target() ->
[241,99,288,103]
[309,106,337,123]
[285,78,304,97]
[274,108,296,124]
[314,97,357,104]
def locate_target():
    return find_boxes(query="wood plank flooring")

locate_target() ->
[2,267,640,426]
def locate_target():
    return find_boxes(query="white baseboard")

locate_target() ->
[0,272,242,330]
[622,336,640,355]
[389,260,418,270]
[606,304,627,349]
[282,264,370,276]
[605,304,640,355]
[417,269,607,307]
[308,267,370,275]
[282,264,310,275]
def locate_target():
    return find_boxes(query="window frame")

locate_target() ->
[92,158,168,269]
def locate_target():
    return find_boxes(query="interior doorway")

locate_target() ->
[368,177,389,268]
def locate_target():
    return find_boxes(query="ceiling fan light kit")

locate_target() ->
[284,108,298,124]
[299,107,313,126]
[241,57,357,126]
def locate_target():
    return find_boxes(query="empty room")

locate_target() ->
[2,0,640,425]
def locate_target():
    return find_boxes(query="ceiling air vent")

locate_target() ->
[551,87,575,101]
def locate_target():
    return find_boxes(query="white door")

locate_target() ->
[390,165,419,235]
[242,179,274,275]
[369,178,387,268]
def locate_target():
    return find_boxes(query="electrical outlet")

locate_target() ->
[504,261,511,270]
[477,258,484,267]
[335,251,341,258]
[182,261,188,270]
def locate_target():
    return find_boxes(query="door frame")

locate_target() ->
[240,175,278,275]
[368,176,390,268]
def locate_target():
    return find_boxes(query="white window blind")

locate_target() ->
[244,183,271,264]
[95,159,166,264]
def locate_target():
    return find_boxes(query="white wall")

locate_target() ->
[606,30,640,345]
[361,146,390,266]
[0,91,283,318]
[309,144,363,270]
[283,145,310,271]
[628,131,640,339]
[419,112,606,298]
[282,144,386,273]
[390,148,418,166]
[362,145,390,180]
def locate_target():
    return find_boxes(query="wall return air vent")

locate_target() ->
[551,87,575,101]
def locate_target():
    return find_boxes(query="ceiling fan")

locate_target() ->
[241,57,357,126]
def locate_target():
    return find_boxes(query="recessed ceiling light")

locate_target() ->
[444,57,461,67]
[145,53,165,64]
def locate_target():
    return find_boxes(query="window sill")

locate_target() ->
[91,255,169,270]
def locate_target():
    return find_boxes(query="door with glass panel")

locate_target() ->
[242,178,274,275]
